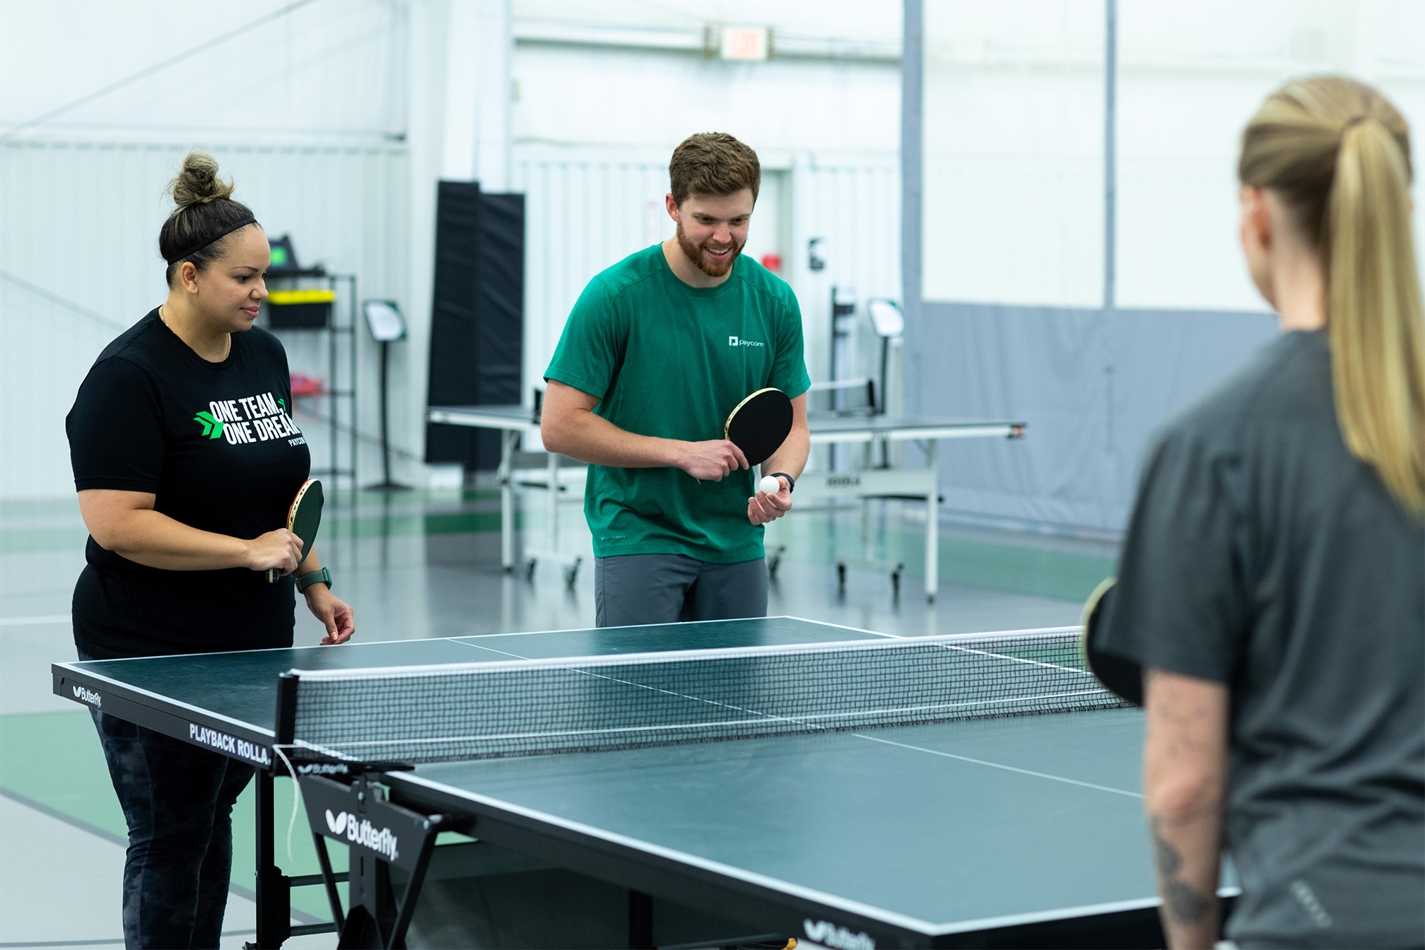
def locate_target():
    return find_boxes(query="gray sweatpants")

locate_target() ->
[594,553,769,627]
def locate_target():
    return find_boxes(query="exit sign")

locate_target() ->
[720,26,769,61]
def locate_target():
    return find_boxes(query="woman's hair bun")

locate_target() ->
[158,151,255,283]
[170,151,236,209]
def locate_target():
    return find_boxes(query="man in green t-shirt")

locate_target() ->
[541,132,811,627]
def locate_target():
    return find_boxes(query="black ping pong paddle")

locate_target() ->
[268,478,323,583]
[724,388,793,466]
[1079,578,1142,705]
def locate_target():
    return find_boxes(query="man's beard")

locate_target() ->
[676,220,744,278]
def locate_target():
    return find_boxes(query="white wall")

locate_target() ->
[508,0,903,406]
[513,45,901,154]
[922,0,1106,309]
[920,0,1425,313]
[514,147,899,399]
[0,141,409,498]
[0,0,406,144]
[1116,0,1425,312]
[0,0,415,498]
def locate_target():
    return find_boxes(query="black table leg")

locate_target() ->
[629,889,653,949]
[252,771,291,949]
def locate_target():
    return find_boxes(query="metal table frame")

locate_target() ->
[425,405,582,587]
[427,405,1025,601]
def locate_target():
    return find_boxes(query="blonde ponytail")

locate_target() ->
[1240,77,1425,516]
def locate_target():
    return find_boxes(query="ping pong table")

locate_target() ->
[53,616,1232,949]
[425,404,1026,601]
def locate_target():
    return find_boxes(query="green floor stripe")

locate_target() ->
[772,517,1114,602]
[0,710,340,922]
[324,509,517,540]
[0,711,124,837]
[0,528,91,554]
[0,510,518,552]
[937,535,1113,602]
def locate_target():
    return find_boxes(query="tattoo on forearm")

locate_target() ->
[1150,817,1212,924]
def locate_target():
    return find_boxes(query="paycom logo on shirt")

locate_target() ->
[728,335,764,348]
[193,392,304,446]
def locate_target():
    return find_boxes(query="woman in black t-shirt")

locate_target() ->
[66,152,354,950]
[1096,79,1424,947]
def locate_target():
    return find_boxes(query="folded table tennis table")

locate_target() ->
[53,616,1229,949]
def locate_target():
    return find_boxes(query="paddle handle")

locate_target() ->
[266,567,278,584]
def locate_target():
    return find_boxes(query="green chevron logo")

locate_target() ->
[277,398,286,413]
[194,411,225,439]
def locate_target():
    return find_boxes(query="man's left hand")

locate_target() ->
[748,481,792,526]
[304,585,355,644]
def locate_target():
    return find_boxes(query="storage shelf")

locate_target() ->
[264,272,359,489]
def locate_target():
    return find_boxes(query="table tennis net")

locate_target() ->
[285,630,1124,766]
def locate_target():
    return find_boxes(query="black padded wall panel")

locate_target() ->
[425,182,525,470]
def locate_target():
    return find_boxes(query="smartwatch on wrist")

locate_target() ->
[297,567,332,593]
[768,472,795,493]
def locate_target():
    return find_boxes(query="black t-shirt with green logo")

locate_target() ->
[67,309,311,658]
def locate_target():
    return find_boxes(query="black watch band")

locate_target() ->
[769,472,795,493]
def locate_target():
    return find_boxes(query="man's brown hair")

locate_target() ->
[669,133,761,206]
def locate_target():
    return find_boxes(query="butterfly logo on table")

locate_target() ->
[324,809,400,861]
[803,919,875,950]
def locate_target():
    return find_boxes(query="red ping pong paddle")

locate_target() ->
[1079,578,1142,705]
[724,388,793,467]
[268,478,323,583]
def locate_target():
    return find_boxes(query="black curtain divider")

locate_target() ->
[424,181,525,470]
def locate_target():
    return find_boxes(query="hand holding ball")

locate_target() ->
[758,475,782,496]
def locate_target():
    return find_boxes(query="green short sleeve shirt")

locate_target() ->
[544,244,810,563]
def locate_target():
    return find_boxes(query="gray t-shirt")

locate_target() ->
[1099,329,1424,949]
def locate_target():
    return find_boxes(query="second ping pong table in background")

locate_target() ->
[55,616,1235,949]
[424,404,1026,600]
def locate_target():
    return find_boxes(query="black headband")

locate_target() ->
[163,213,257,265]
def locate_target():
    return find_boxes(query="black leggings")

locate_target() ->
[83,651,253,950]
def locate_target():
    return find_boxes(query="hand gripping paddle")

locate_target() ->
[1079,577,1143,706]
[724,388,793,467]
[268,478,324,583]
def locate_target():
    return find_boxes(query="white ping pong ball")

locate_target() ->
[759,475,781,496]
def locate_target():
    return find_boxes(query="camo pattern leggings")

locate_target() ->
[83,654,254,949]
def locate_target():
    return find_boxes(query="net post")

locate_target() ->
[276,671,299,750]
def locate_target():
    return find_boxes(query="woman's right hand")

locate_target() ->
[246,529,304,576]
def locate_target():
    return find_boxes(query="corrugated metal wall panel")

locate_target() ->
[513,149,900,401]
[0,141,408,498]
[788,158,902,384]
